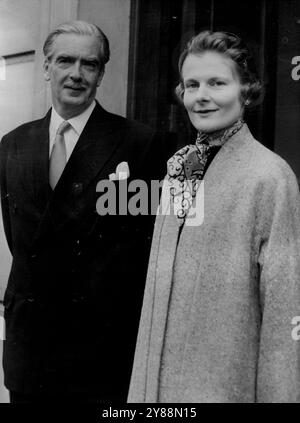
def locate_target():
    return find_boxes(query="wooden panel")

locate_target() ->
[274,0,300,180]
[128,0,167,128]
[128,0,281,151]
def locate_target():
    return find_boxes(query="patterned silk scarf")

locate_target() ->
[166,119,244,224]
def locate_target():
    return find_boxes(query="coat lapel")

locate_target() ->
[18,110,51,213]
[145,190,182,401]
[50,103,125,203]
[31,103,126,244]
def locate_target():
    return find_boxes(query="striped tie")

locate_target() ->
[49,120,70,189]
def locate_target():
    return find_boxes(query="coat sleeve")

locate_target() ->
[256,162,300,402]
[0,135,13,253]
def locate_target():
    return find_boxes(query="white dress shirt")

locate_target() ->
[49,101,96,161]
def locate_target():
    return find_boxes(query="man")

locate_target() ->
[0,21,170,403]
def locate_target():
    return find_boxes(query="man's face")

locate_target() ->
[44,33,103,119]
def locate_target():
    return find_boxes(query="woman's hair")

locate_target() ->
[176,30,262,107]
[43,20,110,71]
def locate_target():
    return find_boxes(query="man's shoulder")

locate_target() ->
[2,116,47,141]
[100,107,154,137]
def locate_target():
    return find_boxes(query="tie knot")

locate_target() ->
[57,120,70,136]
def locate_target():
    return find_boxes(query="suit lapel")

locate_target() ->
[31,103,126,244]
[51,103,126,202]
[18,110,51,213]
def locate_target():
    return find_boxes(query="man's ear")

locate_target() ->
[43,59,51,82]
[97,70,104,87]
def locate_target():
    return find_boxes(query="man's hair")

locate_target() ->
[176,30,262,107]
[43,20,110,71]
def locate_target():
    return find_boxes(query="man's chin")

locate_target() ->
[63,96,87,108]
[64,89,86,98]
[58,98,93,118]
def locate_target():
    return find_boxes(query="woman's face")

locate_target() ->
[182,51,245,133]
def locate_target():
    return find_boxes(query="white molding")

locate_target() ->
[33,0,79,119]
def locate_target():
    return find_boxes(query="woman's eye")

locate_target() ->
[185,82,198,89]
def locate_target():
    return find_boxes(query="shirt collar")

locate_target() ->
[50,100,96,136]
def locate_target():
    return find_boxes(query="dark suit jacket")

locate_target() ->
[0,103,172,398]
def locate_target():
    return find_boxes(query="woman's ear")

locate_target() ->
[240,83,250,106]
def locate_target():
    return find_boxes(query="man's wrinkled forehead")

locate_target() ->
[46,33,103,62]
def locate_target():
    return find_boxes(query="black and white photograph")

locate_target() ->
[0,0,299,411]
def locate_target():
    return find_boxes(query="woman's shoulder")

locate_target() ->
[222,125,299,196]
[250,138,296,179]
[229,125,297,184]
[239,135,299,199]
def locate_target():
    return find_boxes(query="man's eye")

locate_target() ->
[83,62,98,70]
[57,57,73,65]
[209,80,225,86]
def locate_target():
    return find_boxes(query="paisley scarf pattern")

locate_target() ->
[167,119,244,224]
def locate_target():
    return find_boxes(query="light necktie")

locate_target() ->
[49,120,71,189]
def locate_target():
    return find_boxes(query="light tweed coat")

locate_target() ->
[128,124,300,403]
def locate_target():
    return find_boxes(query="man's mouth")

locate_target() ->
[65,86,85,91]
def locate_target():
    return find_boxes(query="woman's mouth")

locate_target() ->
[195,109,218,115]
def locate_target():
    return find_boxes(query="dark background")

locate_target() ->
[127,0,300,181]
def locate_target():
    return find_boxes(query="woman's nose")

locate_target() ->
[195,85,210,101]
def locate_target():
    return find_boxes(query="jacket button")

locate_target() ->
[72,296,85,303]
[72,182,83,195]
[27,297,35,303]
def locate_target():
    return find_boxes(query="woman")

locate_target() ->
[128,31,300,403]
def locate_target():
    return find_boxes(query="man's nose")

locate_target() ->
[69,62,82,80]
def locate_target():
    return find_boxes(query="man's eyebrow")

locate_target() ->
[55,53,74,60]
[55,54,100,63]
[82,56,100,63]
